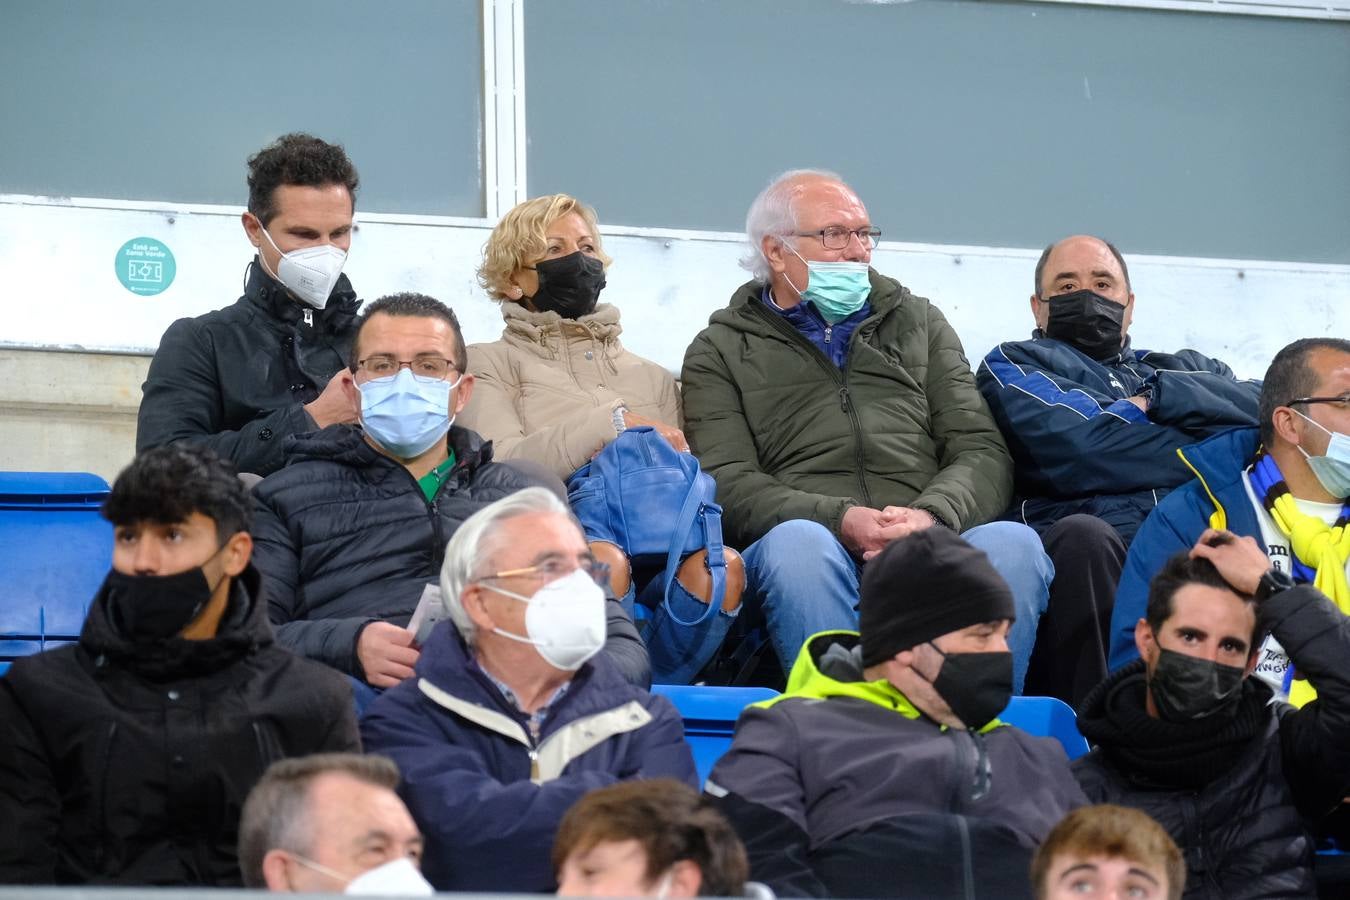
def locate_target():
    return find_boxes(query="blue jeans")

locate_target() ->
[740,519,1054,693]
[625,568,738,685]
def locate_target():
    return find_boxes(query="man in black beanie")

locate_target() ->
[706,528,1086,899]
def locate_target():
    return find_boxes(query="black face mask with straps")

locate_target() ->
[1148,647,1246,721]
[1044,289,1126,361]
[527,251,607,319]
[929,645,1014,730]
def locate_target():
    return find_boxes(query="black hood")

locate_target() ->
[79,563,272,680]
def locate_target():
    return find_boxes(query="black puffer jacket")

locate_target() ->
[251,425,650,687]
[0,565,359,886]
[1073,585,1350,900]
[136,260,361,476]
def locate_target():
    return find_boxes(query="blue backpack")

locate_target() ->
[566,427,726,625]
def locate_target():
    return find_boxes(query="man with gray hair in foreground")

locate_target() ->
[239,753,432,894]
[361,487,697,893]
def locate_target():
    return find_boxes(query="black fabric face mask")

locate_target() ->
[1148,647,1246,722]
[105,566,216,642]
[930,646,1014,730]
[1044,289,1127,361]
[528,251,606,319]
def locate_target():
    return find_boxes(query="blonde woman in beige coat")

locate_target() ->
[459,194,744,683]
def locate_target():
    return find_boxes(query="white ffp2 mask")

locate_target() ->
[483,569,607,671]
[257,222,348,310]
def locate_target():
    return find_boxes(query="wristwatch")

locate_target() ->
[1254,568,1294,603]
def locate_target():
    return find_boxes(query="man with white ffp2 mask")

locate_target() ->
[138,133,364,477]
[360,487,697,894]
[239,753,433,895]
[251,292,656,699]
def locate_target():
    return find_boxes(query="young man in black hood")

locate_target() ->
[0,444,359,886]
[1073,531,1350,899]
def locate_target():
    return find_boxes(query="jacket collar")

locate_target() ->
[243,257,360,332]
[1174,427,1262,531]
[501,301,624,345]
[1030,329,1141,366]
[282,423,495,479]
[724,269,905,325]
[80,563,272,679]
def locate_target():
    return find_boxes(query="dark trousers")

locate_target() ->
[1024,514,1126,709]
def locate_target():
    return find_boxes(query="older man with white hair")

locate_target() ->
[682,169,1052,689]
[360,487,696,894]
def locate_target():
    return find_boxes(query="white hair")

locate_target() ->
[741,168,846,282]
[439,486,572,645]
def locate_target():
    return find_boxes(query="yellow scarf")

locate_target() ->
[1268,495,1350,707]
[1268,493,1350,613]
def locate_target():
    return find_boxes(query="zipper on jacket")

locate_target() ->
[823,325,833,344]
[749,302,875,506]
[303,308,313,327]
[94,722,119,871]
[956,815,975,900]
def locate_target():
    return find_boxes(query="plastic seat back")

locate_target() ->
[998,694,1090,759]
[650,684,779,783]
[0,472,112,663]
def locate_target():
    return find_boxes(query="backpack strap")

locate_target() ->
[658,484,726,627]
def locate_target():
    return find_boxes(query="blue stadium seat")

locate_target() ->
[0,472,112,668]
[998,695,1090,759]
[651,684,778,783]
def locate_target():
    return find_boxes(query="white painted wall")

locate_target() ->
[2,195,1348,380]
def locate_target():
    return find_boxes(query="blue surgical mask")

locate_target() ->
[359,368,461,459]
[1295,410,1350,499]
[781,242,871,324]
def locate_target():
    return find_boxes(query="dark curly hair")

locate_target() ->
[102,444,252,542]
[246,132,359,226]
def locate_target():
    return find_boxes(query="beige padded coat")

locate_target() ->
[459,302,682,480]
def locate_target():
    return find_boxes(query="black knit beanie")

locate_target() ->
[859,527,1016,668]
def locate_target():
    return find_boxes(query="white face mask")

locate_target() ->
[359,369,461,459]
[256,221,348,310]
[482,568,607,670]
[294,855,434,896]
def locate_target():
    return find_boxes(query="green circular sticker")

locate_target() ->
[116,237,176,296]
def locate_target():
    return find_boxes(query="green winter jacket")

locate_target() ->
[681,272,1012,548]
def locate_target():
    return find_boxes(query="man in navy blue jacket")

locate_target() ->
[361,487,696,894]
[1110,337,1350,685]
[977,235,1260,704]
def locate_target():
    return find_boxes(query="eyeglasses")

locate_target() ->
[790,226,882,251]
[477,556,611,587]
[355,354,459,383]
[1287,394,1350,412]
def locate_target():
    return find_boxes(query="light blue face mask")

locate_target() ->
[1295,409,1350,499]
[781,241,871,325]
[359,368,461,459]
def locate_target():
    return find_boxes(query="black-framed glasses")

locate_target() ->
[477,556,610,588]
[1287,394,1350,411]
[354,354,459,383]
[791,226,882,251]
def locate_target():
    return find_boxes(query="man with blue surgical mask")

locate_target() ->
[251,293,648,694]
[1112,338,1350,709]
[682,169,1054,694]
[138,133,364,476]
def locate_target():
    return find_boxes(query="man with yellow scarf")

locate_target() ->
[1110,337,1350,705]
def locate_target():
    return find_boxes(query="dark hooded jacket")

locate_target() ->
[0,565,359,886]
[136,260,361,476]
[1074,584,1350,900]
[251,424,649,685]
[707,632,1086,898]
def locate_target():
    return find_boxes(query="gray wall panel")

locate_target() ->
[1,0,483,216]
[525,0,1350,263]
